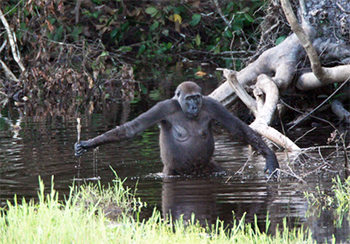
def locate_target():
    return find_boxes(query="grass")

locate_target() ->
[305,175,350,228]
[0,176,316,244]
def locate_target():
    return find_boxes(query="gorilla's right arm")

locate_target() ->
[75,100,174,156]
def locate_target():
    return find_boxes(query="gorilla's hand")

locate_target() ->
[74,141,90,156]
[264,153,279,177]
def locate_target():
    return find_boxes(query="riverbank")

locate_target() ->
[0,175,316,244]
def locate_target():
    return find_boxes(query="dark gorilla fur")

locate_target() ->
[75,81,279,176]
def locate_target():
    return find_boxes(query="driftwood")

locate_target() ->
[222,69,300,151]
[210,0,350,151]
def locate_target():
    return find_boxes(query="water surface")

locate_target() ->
[1,91,349,243]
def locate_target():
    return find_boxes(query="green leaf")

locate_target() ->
[150,21,159,31]
[92,11,101,18]
[137,44,146,56]
[190,14,201,26]
[195,34,201,46]
[244,13,254,23]
[110,28,118,39]
[224,30,233,38]
[100,51,109,57]
[214,45,220,54]
[54,26,64,41]
[162,29,169,36]
[139,83,148,95]
[145,6,158,17]
[118,46,132,52]
[275,36,286,45]
[233,22,243,31]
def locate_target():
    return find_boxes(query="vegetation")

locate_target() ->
[0,175,317,244]
[305,176,350,228]
[0,0,269,117]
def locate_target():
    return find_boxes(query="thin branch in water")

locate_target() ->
[276,168,307,183]
[294,127,317,144]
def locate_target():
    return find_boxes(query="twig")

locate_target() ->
[77,117,81,142]
[212,0,231,30]
[0,8,25,73]
[235,154,253,175]
[288,76,350,131]
[76,117,82,178]
[0,59,19,81]
[75,0,83,24]
[273,168,307,183]
[280,99,335,128]
[0,40,7,53]
[293,127,317,144]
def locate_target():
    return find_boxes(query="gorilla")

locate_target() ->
[75,81,279,176]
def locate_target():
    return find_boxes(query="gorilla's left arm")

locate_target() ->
[204,97,279,175]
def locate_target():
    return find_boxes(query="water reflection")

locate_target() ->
[1,101,350,242]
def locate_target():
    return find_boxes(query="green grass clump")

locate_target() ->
[305,176,350,227]
[0,176,315,244]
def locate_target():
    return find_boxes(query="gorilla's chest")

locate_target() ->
[160,114,212,142]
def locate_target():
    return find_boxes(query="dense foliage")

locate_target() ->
[0,0,266,114]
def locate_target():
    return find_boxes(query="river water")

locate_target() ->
[1,79,350,243]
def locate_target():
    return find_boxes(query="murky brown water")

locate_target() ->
[1,84,350,242]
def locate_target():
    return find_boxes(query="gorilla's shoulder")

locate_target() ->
[155,99,180,112]
[202,96,221,106]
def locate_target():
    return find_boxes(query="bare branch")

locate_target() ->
[250,74,300,151]
[0,59,19,82]
[331,100,350,123]
[0,8,25,73]
[219,68,257,115]
[297,65,350,90]
[289,78,350,130]
[212,0,231,29]
[280,0,325,81]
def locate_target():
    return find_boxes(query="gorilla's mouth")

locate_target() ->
[186,109,199,118]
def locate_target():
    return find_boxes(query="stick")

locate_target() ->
[76,117,82,178]
[77,117,81,142]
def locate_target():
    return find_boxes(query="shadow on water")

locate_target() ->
[1,81,350,243]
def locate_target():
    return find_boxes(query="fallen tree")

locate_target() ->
[210,0,350,151]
